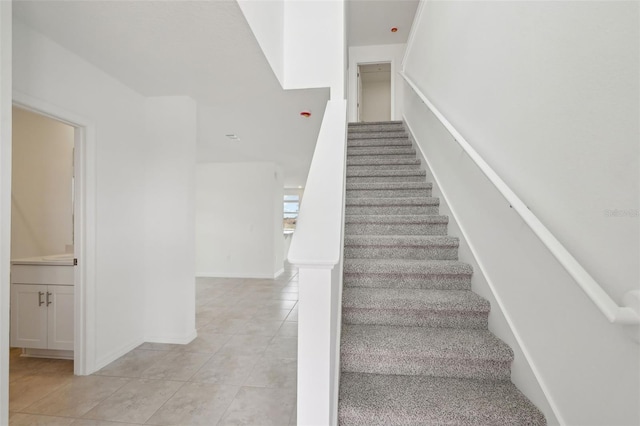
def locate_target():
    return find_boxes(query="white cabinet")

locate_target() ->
[10,263,74,352]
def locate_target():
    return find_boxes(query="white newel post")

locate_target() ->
[297,266,335,426]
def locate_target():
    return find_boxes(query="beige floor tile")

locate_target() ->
[93,349,169,378]
[178,332,232,354]
[276,322,298,338]
[146,382,240,425]
[236,320,284,337]
[271,292,299,301]
[250,309,292,322]
[9,412,75,425]
[245,357,297,389]
[218,386,296,426]
[217,335,273,357]
[200,317,250,334]
[262,300,297,309]
[9,373,73,412]
[264,337,298,359]
[286,308,298,322]
[190,354,260,385]
[140,351,212,381]
[22,375,129,418]
[82,379,183,424]
[136,342,181,352]
[70,419,140,426]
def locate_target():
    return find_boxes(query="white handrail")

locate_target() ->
[400,71,639,326]
[288,99,348,268]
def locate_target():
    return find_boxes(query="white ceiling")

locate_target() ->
[13,0,329,188]
[13,0,418,187]
[348,0,419,46]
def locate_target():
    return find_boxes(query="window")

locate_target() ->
[284,195,300,232]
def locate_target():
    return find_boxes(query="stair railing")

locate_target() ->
[400,71,640,326]
[288,99,348,425]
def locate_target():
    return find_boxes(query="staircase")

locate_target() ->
[338,121,546,425]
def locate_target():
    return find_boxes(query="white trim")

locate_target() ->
[273,268,285,279]
[196,271,281,279]
[401,0,426,71]
[0,3,12,422]
[404,115,566,425]
[145,329,197,345]
[93,337,144,372]
[400,71,639,326]
[12,90,99,374]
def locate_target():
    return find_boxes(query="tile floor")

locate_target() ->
[8,264,299,425]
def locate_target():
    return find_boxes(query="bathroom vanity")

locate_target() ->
[10,254,74,359]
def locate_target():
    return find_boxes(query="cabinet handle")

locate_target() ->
[46,291,52,306]
[38,291,44,306]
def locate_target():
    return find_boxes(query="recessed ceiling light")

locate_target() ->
[300,111,311,118]
[391,27,398,33]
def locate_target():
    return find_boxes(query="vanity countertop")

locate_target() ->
[11,254,74,266]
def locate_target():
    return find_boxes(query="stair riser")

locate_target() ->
[348,149,416,156]
[346,189,431,198]
[349,132,407,140]
[342,308,488,329]
[340,355,511,380]
[344,246,458,260]
[347,176,426,184]
[344,274,471,290]
[346,205,439,215]
[348,139,411,148]
[347,164,421,172]
[345,223,448,236]
[348,124,405,132]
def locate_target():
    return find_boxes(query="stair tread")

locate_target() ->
[346,182,431,190]
[347,168,425,174]
[341,324,512,361]
[349,133,408,139]
[344,258,472,275]
[346,197,438,206]
[342,288,489,311]
[344,235,458,247]
[345,214,448,224]
[339,373,546,426]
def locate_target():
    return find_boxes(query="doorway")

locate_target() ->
[8,96,92,379]
[357,62,392,122]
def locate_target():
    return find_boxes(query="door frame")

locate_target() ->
[12,91,97,377]
[356,61,392,123]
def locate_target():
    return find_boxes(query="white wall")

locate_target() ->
[403,1,639,424]
[237,0,285,87]
[360,76,391,122]
[239,0,346,99]
[348,44,405,122]
[13,19,149,370]
[11,107,74,259]
[143,96,197,344]
[0,1,12,422]
[196,162,284,278]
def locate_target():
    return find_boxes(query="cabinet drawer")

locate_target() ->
[11,265,74,286]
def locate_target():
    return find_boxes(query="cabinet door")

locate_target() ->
[11,284,48,349]
[47,285,74,351]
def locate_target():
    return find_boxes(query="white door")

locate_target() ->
[357,65,363,122]
[47,285,74,351]
[11,284,48,349]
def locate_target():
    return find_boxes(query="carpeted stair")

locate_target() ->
[339,121,546,425]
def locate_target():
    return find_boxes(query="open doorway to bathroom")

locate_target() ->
[357,62,392,122]
[8,106,78,390]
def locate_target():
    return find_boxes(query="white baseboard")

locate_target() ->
[273,268,285,279]
[196,271,278,279]
[93,337,144,373]
[144,329,198,345]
